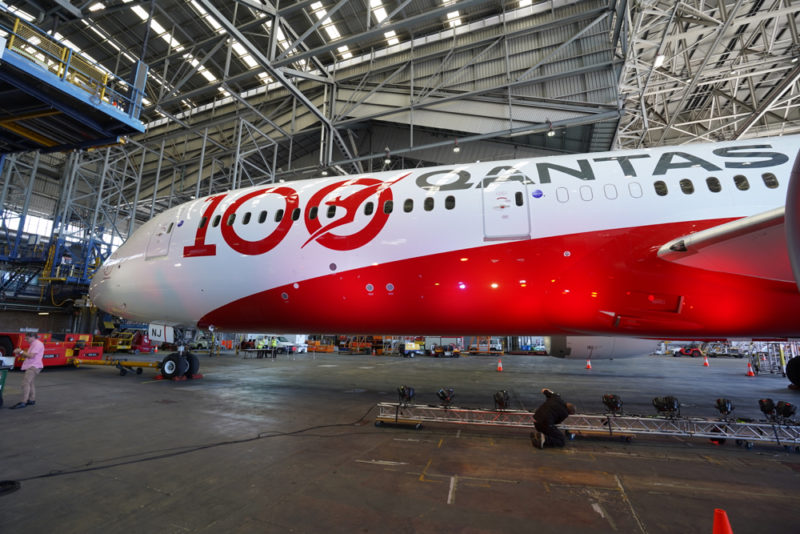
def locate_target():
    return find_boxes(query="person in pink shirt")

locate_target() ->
[10,333,44,409]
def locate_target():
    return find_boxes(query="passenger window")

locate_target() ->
[274,209,284,222]
[628,182,643,198]
[734,175,750,191]
[291,208,300,221]
[445,196,455,210]
[259,210,267,223]
[198,216,208,229]
[226,213,236,226]
[556,187,569,203]
[212,215,221,227]
[679,179,694,194]
[327,205,336,218]
[383,200,394,214]
[364,202,374,216]
[654,181,668,196]
[762,173,779,189]
[403,199,413,213]
[308,206,318,220]
[242,212,251,225]
[706,177,721,193]
[515,191,523,206]
[603,184,618,200]
[424,197,434,211]
[579,185,593,201]
[167,222,174,233]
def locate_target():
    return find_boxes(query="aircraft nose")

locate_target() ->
[89,259,122,315]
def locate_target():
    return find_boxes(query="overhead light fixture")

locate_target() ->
[653,54,665,69]
[321,169,328,176]
[384,146,391,166]
[453,140,460,153]
[546,119,555,137]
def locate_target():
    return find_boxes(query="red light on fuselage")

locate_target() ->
[460,257,469,262]
[490,283,499,289]
[458,282,466,290]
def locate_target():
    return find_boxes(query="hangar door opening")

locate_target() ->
[481,178,531,241]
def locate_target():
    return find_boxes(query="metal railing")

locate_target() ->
[0,12,143,119]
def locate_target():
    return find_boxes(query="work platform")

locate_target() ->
[0,11,146,153]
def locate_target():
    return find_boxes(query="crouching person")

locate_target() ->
[532,388,576,449]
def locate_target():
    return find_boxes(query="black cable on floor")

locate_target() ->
[3,404,377,493]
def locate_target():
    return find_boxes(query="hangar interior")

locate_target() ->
[0,0,799,328]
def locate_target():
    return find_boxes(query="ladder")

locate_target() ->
[375,403,800,450]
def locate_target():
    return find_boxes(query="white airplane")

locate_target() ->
[89,135,800,381]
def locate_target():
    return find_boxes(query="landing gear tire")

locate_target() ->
[176,356,190,377]
[185,354,200,377]
[786,357,800,387]
[161,354,180,379]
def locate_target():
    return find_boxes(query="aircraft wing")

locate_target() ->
[657,207,795,283]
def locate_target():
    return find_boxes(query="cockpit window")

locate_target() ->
[259,211,267,223]
[226,213,236,226]
[212,215,221,227]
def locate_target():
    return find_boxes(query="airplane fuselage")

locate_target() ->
[90,135,800,338]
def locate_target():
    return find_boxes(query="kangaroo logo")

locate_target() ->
[303,173,410,251]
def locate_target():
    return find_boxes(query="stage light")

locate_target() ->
[715,398,734,417]
[652,396,680,417]
[494,390,510,410]
[776,400,796,419]
[758,398,775,418]
[397,385,415,405]
[437,387,455,407]
[602,394,623,414]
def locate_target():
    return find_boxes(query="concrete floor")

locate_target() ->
[2,351,799,533]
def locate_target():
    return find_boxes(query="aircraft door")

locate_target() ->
[481,178,530,241]
[145,220,173,259]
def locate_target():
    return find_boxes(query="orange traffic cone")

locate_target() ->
[712,508,733,534]
[497,359,503,372]
[746,362,755,377]
[585,359,592,370]
[703,355,709,367]
[154,346,158,353]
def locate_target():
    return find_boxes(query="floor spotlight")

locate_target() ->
[776,400,796,420]
[437,387,455,407]
[653,396,680,417]
[758,398,775,419]
[494,390,510,410]
[398,385,415,406]
[602,394,623,415]
[715,398,734,418]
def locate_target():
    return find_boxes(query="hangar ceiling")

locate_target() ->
[1,0,799,250]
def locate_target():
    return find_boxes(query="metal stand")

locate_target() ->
[375,403,800,451]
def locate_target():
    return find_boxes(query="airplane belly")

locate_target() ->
[196,219,800,337]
